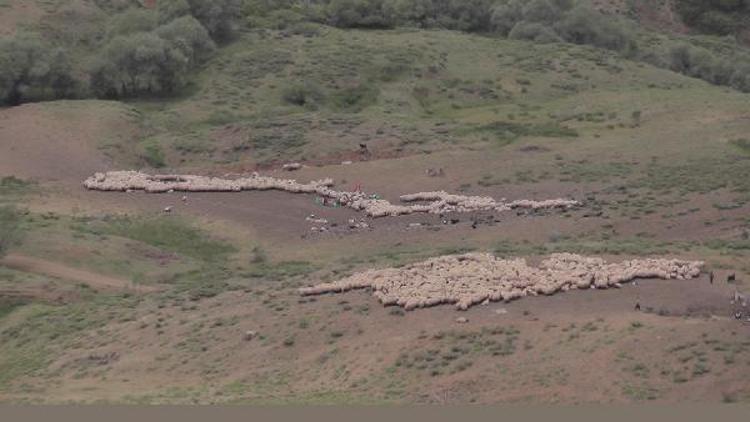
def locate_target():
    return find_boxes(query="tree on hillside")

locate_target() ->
[325,0,391,28]
[91,13,216,99]
[491,0,525,35]
[676,0,750,35]
[430,0,496,32]
[0,37,79,106]
[382,0,433,26]
[155,15,216,63]
[107,7,160,38]
[156,0,242,41]
[90,32,190,98]
[157,0,193,24]
[554,5,634,52]
[521,0,566,24]
[188,0,243,41]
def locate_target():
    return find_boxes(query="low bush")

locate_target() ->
[0,206,22,258]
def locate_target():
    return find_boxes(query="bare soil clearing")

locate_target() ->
[0,102,138,183]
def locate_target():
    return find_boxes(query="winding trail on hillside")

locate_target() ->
[0,254,159,294]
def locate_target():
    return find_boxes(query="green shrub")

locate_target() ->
[76,216,236,262]
[282,82,325,108]
[160,0,243,42]
[0,176,32,196]
[676,0,749,36]
[0,206,22,258]
[730,138,750,154]
[140,139,167,168]
[329,81,379,111]
[107,8,159,38]
[508,21,561,43]
[155,16,217,63]
[325,0,392,28]
[554,5,635,52]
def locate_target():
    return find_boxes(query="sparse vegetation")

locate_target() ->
[72,215,235,263]
[1,0,750,406]
[0,206,23,258]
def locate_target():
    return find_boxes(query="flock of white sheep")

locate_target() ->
[83,171,579,217]
[299,253,704,311]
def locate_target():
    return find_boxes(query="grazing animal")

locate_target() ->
[728,273,736,283]
[163,206,173,213]
[635,302,641,311]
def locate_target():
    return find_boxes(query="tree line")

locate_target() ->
[2,0,750,106]
[676,0,750,36]
[249,0,750,93]
[0,0,241,105]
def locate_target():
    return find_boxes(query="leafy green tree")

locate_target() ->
[325,0,391,28]
[430,0,496,32]
[155,15,216,63]
[554,5,634,52]
[491,0,524,35]
[383,0,433,26]
[157,0,241,41]
[157,0,192,24]
[676,0,749,35]
[0,37,79,106]
[107,7,159,38]
[90,32,189,98]
[184,0,243,41]
[521,0,565,24]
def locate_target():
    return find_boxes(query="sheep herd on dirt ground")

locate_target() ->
[83,171,580,217]
[83,171,721,313]
[299,253,705,311]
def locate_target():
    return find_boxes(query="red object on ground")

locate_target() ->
[143,0,157,9]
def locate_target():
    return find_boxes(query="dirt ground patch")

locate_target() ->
[0,101,140,183]
[0,254,158,294]
[0,0,44,36]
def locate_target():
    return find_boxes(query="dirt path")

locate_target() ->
[0,254,159,294]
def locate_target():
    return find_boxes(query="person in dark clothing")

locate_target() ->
[709,271,714,284]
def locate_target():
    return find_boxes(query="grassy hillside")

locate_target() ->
[1,0,750,405]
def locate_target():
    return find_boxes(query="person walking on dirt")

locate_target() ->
[709,271,714,284]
